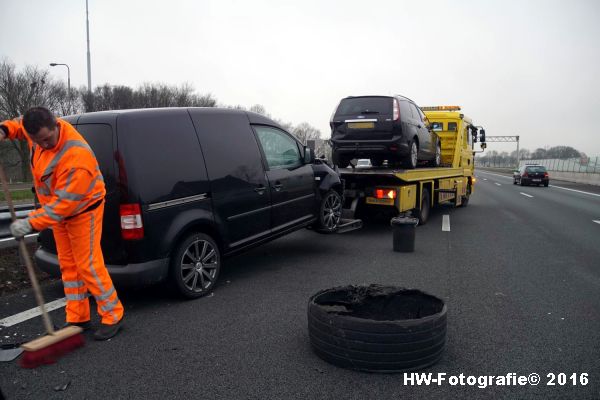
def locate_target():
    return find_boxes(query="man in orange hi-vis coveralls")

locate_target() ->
[1,107,124,341]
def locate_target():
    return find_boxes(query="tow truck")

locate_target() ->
[339,106,486,224]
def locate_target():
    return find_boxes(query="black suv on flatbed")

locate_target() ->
[35,108,343,298]
[330,95,441,169]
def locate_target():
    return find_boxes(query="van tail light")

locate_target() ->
[393,98,400,121]
[375,188,396,199]
[120,203,144,240]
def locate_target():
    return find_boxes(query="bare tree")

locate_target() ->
[291,122,322,145]
[0,60,71,181]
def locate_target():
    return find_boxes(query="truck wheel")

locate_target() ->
[429,140,441,167]
[459,184,471,207]
[415,188,430,225]
[404,140,418,169]
[308,285,447,373]
[316,190,342,233]
[169,232,221,299]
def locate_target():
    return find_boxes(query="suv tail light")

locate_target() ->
[375,188,397,199]
[544,172,549,177]
[393,98,400,121]
[522,172,528,178]
[120,203,144,240]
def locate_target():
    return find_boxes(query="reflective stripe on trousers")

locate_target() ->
[54,203,124,324]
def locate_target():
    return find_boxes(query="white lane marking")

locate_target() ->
[494,183,502,186]
[0,298,66,327]
[442,215,450,231]
[593,220,600,225]
[520,192,534,198]
[549,185,600,198]
[483,178,488,181]
[477,171,513,180]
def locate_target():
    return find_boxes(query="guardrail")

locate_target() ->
[0,203,37,249]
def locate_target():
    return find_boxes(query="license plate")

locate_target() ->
[366,197,394,206]
[347,122,374,129]
[532,179,541,182]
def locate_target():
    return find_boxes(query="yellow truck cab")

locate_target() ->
[340,106,486,224]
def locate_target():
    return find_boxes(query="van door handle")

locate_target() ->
[254,185,266,194]
[272,182,283,191]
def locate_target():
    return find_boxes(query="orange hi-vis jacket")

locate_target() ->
[2,118,105,231]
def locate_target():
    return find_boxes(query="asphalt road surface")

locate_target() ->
[0,170,598,399]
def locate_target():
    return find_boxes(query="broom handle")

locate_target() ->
[0,164,54,335]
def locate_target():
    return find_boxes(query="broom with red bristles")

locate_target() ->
[0,164,84,368]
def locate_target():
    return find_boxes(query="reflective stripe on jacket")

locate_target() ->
[2,118,106,231]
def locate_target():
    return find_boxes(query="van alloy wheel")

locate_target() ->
[317,190,342,233]
[170,233,221,298]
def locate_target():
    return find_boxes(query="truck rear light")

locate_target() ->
[375,188,396,199]
[120,203,144,240]
[393,98,400,121]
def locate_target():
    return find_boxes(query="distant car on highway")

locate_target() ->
[513,164,550,186]
[356,159,372,168]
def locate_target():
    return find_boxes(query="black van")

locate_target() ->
[330,95,440,169]
[35,108,343,298]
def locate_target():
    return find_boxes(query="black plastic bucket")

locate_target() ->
[391,216,419,252]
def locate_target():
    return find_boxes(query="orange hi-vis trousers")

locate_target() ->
[53,203,123,325]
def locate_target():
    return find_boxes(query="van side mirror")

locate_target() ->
[304,146,315,164]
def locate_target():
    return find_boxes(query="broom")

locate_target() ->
[0,163,84,368]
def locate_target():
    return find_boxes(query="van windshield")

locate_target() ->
[335,97,392,117]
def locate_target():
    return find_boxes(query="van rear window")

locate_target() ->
[335,97,392,117]
[76,124,114,180]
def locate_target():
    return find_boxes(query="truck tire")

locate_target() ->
[169,232,221,299]
[459,184,471,207]
[415,188,430,225]
[308,285,447,373]
[315,190,342,233]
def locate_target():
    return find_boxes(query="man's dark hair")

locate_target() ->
[23,107,57,135]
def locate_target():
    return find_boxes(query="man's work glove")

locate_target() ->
[10,218,32,238]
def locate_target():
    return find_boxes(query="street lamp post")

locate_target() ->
[49,63,71,95]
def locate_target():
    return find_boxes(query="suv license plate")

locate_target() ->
[347,122,374,129]
[532,179,541,182]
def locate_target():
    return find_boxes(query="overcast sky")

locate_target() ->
[2,0,600,155]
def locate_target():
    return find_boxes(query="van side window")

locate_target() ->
[448,122,458,131]
[410,104,422,121]
[254,126,302,169]
[399,100,412,119]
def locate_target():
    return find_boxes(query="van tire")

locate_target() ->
[316,190,342,233]
[308,285,447,373]
[415,188,430,225]
[169,232,221,299]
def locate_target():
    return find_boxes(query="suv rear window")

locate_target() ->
[525,166,547,173]
[335,97,392,117]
